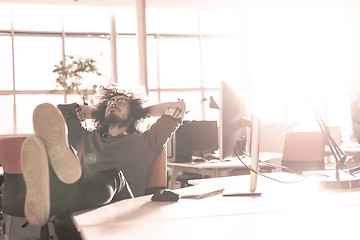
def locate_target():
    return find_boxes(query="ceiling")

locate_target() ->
[0,0,249,9]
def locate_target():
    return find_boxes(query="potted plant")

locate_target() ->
[51,55,103,105]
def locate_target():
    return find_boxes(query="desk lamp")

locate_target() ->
[184,96,219,115]
[311,102,360,189]
[209,96,220,109]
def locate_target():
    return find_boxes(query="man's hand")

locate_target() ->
[176,99,186,112]
[146,100,186,118]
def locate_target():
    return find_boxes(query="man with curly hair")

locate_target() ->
[21,86,186,239]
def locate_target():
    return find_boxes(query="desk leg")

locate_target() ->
[213,169,217,178]
[214,169,229,178]
[169,167,181,190]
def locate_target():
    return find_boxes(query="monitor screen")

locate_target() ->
[168,120,218,163]
[190,121,218,156]
[219,81,250,161]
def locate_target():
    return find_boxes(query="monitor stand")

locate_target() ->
[223,115,262,197]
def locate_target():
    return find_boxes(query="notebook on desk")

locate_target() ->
[174,185,225,199]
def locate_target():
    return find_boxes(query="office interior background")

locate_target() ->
[1,0,360,142]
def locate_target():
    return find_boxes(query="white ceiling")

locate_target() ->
[0,0,248,9]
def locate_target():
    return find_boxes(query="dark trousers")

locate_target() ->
[49,166,132,240]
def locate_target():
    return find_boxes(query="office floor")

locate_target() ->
[0,214,57,240]
[0,184,57,240]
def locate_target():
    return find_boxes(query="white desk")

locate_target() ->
[342,142,360,159]
[72,171,360,240]
[167,153,280,189]
[325,142,360,167]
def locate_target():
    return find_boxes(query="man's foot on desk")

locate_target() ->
[21,136,50,226]
[33,103,81,184]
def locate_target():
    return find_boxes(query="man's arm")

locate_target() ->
[146,100,186,118]
[78,100,186,119]
[57,103,91,151]
[79,105,95,119]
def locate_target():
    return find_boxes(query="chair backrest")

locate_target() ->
[0,136,27,217]
[145,147,167,194]
[282,132,325,173]
[0,137,27,174]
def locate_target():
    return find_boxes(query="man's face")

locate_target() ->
[104,95,132,126]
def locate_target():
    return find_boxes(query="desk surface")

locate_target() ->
[167,158,254,169]
[73,171,360,240]
[342,142,360,154]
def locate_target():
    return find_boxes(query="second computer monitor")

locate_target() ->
[171,120,218,163]
[219,81,250,161]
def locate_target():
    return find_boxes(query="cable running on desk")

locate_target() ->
[235,150,331,184]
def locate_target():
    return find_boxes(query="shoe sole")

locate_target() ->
[33,103,81,184]
[21,136,50,226]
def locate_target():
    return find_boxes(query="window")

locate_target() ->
[12,4,62,31]
[145,8,246,125]
[0,2,356,140]
[201,37,244,88]
[2,3,114,134]
[0,36,13,90]
[16,94,64,134]
[65,36,111,86]
[0,3,11,30]
[116,36,139,89]
[14,35,62,90]
[157,37,201,89]
[0,96,14,134]
[63,5,110,33]
[155,8,199,34]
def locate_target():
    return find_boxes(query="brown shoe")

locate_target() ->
[21,136,50,226]
[33,103,81,184]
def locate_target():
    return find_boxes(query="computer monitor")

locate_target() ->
[219,81,251,161]
[167,120,218,163]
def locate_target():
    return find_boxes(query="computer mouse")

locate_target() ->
[151,189,180,202]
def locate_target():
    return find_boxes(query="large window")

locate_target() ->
[0,4,114,134]
[14,35,62,90]
[0,2,357,140]
[0,35,13,91]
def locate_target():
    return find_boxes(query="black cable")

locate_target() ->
[240,151,299,175]
[240,150,330,178]
[238,148,358,182]
[234,150,316,184]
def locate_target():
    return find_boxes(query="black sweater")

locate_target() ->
[58,103,181,197]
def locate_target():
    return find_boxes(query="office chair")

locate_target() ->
[281,132,325,173]
[145,147,167,195]
[0,136,52,240]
